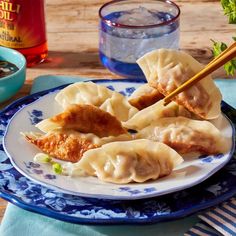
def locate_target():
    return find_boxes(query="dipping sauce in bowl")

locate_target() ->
[0,61,19,78]
[0,46,26,103]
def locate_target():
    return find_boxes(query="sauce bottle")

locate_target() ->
[0,0,48,67]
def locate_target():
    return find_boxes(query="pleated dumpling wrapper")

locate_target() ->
[135,116,229,155]
[55,81,138,122]
[137,49,222,120]
[55,81,113,108]
[99,92,138,122]
[63,139,184,184]
[123,99,194,131]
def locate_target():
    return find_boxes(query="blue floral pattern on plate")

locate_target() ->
[28,110,44,125]
[23,161,57,180]
[0,79,235,224]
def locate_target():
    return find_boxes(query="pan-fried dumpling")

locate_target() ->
[55,82,114,108]
[123,99,194,130]
[137,49,222,119]
[63,139,184,184]
[55,81,138,122]
[135,117,228,154]
[36,104,127,137]
[23,130,100,163]
[128,83,164,110]
[100,92,138,121]
[23,130,133,163]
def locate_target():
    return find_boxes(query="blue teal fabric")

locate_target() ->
[0,205,199,236]
[0,75,235,236]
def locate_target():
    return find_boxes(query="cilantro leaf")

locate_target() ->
[211,39,236,76]
[221,0,236,23]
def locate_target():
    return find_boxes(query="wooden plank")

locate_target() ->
[45,2,233,32]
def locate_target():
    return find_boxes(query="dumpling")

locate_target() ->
[123,99,194,130]
[36,104,127,137]
[100,92,138,121]
[135,116,228,154]
[137,49,222,119]
[55,81,114,108]
[23,130,100,163]
[55,81,138,122]
[128,83,164,110]
[63,139,184,184]
[23,129,133,163]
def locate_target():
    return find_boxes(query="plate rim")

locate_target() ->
[0,78,235,224]
[0,186,235,225]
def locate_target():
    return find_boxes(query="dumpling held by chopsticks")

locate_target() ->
[137,49,222,120]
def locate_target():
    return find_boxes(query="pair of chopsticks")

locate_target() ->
[163,41,236,105]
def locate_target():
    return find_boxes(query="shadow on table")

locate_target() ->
[34,50,103,69]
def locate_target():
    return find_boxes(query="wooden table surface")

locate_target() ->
[0,0,235,223]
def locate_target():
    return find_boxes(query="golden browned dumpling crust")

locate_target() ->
[25,130,99,163]
[39,104,127,137]
[129,88,164,110]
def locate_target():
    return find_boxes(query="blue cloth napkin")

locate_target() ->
[0,75,236,236]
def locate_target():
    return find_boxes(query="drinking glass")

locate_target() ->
[99,0,180,78]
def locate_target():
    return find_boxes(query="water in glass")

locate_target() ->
[99,7,180,78]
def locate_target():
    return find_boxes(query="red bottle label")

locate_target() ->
[0,0,46,49]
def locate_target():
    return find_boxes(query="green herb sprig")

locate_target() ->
[221,0,236,24]
[211,39,236,76]
[212,0,236,76]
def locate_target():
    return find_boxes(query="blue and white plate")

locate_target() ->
[0,79,235,224]
[3,80,235,200]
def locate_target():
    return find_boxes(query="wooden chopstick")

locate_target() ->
[163,42,236,106]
